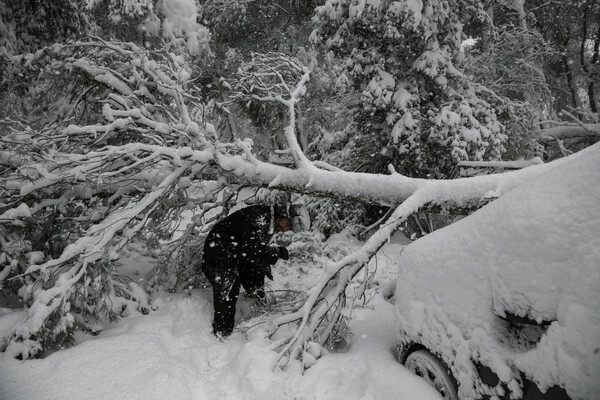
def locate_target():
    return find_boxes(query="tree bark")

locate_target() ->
[580,5,599,115]
[588,25,600,114]
[563,55,583,113]
[296,103,307,150]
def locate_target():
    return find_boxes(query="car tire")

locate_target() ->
[405,349,459,400]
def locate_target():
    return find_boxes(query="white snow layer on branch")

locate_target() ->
[0,203,32,221]
[538,123,600,140]
[31,133,584,216]
[457,158,544,169]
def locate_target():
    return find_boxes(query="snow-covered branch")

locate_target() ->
[220,52,315,169]
[538,123,600,140]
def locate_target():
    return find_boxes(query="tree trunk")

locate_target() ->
[296,103,307,151]
[589,25,600,114]
[563,55,583,114]
[590,81,598,114]
[580,5,599,115]
[515,0,528,31]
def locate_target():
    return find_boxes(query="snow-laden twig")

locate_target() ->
[220,52,315,170]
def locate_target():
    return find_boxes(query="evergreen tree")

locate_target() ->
[311,0,514,179]
[0,0,89,54]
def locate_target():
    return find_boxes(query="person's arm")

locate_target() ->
[247,243,288,281]
[241,237,287,265]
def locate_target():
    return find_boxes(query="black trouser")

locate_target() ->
[203,260,269,336]
[210,275,240,336]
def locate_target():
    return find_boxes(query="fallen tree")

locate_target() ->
[1,39,596,363]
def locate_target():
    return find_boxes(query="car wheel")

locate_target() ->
[405,349,459,400]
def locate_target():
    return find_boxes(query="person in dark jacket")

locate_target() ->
[201,205,291,337]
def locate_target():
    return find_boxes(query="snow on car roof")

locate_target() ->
[395,144,600,400]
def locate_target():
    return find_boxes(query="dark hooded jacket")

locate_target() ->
[201,205,282,291]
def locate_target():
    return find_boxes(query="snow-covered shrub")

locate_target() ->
[145,233,205,293]
[0,0,89,55]
[88,0,212,60]
[0,38,214,357]
[310,0,535,179]
[201,0,319,53]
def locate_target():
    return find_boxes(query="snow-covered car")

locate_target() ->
[393,146,600,400]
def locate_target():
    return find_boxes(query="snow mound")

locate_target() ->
[1,231,442,400]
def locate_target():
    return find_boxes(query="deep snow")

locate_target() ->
[0,236,441,400]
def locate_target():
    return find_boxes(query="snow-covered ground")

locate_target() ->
[0,234,441,400]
